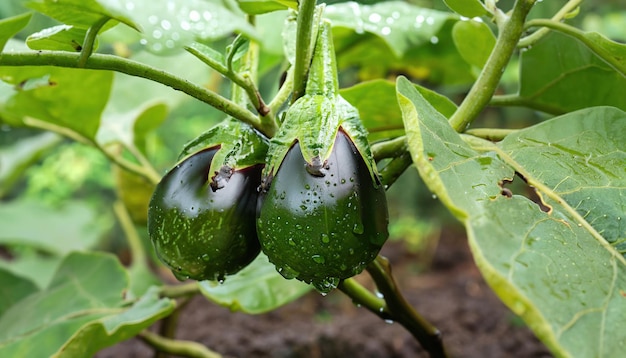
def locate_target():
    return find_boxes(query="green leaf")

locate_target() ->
[29,0,259,55]
[0,252,174,357]
[443,0,487,18]
[199,253,311,314]
[0,65,113,140]
[397,76,626,357]
[26,24,91,52]
[0,199,110,255]
[452,19,495,70]
[518,32,626,113]
[0,268,38,317]
[0,132,61,198]
[97,101,168,151]
[237,0,296,14]
[332,17,473,85]
[0,253,62,289]
[325,1,455,57]
[340,79,457,141]
[0,12,32,51]
[27,0,131,30]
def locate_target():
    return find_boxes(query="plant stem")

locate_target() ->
[22,117,161,185]
[77,16,109,67]
[139,331,222,358]
[371,135,407,161]
[367,256,447,358]
[113,200,147,264]
[379,152,412,188]
[464,128,518,141]
[517,0,582,48]
[0,51,266,135]
[159,282,200,299]
[268,66,294,119]
[337,278,394,321]
[490,94,565,114]
[448,0,537,133]
[292,0,318,102]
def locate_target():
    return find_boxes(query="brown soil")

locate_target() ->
[98,229,551,358]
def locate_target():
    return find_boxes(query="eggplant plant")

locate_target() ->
[0,0,624,357]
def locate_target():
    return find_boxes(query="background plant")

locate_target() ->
[0,0,624,357]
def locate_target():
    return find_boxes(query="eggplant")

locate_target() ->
[258,130,388,292]
[148,119,268,281]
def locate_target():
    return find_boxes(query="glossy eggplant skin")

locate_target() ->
[148,147,262,281]
[257,130,388,293]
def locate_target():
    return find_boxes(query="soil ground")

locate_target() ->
[98,229,551,358]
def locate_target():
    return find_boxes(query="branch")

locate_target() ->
[292,0,318,102]
[490,94,566,115]
[517,0,583,48]
[367,256,447,357]
[337,278,393,321]
[379,152,412,188]
[113,200,147,264]
[464,128,518,142]
[78,16,110,67]
[0,51,267,136]
[159,282,201,299]
[138,331,222,358]
[448,0,537,132]
[23,117,161,185]
[371,135,407,161]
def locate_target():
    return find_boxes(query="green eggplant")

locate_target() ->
[257,20,389,293]
[148,118,268,281]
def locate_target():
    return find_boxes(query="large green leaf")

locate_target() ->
[0,268,38,317]
[325,1,455,57]
[517,32,626,113]
[332,18,473,85]
[340,79,456,141]
[0,12,31,51]
[0,65,113,140]
[237,0,296,14]
[0,252,62,289]
[443,0,487,18]
[28,0,258,55]
[397,76,626,356]
[0,252,174,357]
[0,199,110,255]
[199,253,311,314]
[27,0,132,30]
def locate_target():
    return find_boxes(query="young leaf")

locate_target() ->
[0,12,32,52]
[0,253,174,357]
[26,25,91,52]
[199,253,311,314]
[452,19,495,70]
[397,76,626,357]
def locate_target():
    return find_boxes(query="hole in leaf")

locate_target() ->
[499,172,551,213]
